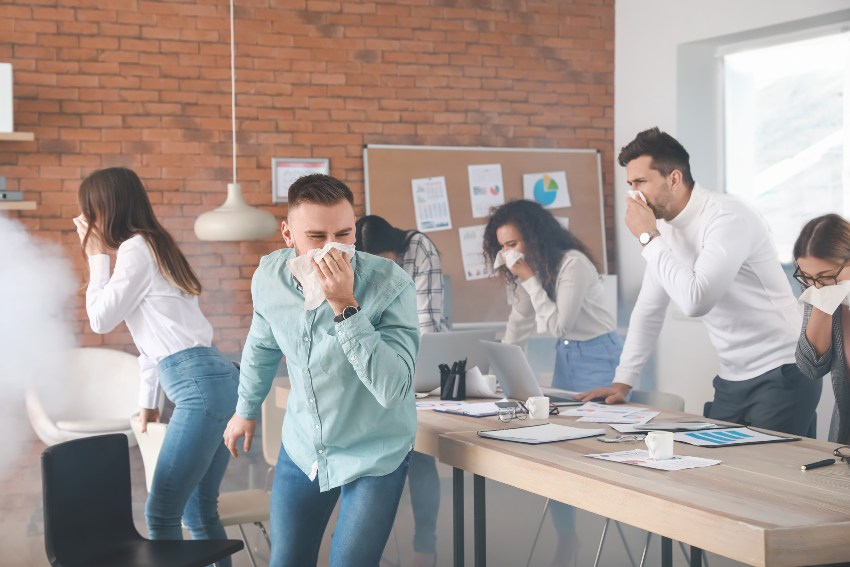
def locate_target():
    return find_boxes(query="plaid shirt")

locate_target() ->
[397,232,448,334]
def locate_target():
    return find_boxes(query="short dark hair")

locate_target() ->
[618,127,695,189]
[355,215,416,256]
[288,173,354,208]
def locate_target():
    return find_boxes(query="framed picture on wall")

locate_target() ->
[272,158,329,203]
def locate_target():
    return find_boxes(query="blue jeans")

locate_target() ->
[408,451,439,553]
[145,346,239,567]
[270,446,410,567]
[550,331,623,535]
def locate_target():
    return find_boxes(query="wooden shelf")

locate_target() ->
[0,132,34,142]
[0,201,36,210]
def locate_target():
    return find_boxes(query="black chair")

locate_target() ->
[41,433,243,567]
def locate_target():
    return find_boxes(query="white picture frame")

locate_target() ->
[272,158,330,203]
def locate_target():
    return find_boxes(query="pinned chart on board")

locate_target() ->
[467,163,505,218]
[674,427,799,447]
[523,171,571,209]
[458,225,491,281]
[412,176,452,233]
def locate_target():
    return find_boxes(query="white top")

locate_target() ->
[503,249,616,347]
[614,185,801,387]
[86,235,213,408]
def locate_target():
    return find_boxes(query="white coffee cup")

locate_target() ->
[525,396,550,420]
[645,431,675,460]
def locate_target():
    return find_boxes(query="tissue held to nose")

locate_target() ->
[493,249,525,270]
[628,190,647,205]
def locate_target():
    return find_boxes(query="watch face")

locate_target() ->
[343,306,359,318]
[639,232,650,244]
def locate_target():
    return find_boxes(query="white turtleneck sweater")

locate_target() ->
[614,184,801,387]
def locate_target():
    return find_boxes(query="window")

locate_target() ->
[723,31,850,263]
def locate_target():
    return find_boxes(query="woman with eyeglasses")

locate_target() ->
[795,213,850,444]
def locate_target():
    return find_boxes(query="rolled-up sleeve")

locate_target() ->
[335,282,420,408]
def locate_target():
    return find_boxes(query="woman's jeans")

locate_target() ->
[270,446,410,567]
[145,346,239,566]
[550,331,623,536]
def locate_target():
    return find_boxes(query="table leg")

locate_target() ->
[474,474,486,567]
[661,536,673,567]
[453,468,464,567]
[690,546,703,567]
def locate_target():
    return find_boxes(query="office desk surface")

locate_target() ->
[439,422,850,567]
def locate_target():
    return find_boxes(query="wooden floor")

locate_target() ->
[1,429,751,567]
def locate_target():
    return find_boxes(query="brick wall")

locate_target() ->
[1,0,615,356]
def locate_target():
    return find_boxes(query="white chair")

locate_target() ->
[26,347,141,446]
[261,376,286,491]
[130,416,271,567]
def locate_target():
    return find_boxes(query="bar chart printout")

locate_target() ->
[674,427,797,447]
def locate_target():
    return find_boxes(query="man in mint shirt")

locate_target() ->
[223,174,419,567]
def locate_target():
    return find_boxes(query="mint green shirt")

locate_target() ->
[236,249,419,491]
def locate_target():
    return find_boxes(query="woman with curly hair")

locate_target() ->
[483,199,622,566]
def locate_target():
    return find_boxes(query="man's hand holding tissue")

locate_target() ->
[625,193,657,238]
[313,247,358,315]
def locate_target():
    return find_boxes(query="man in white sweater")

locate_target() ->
[580,127,820,436]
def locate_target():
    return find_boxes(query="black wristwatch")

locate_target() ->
[333,305,361,323]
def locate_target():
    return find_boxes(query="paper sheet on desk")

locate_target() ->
[563,402,657,424]
[587,449,720,471]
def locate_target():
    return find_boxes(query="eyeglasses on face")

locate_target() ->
[833,446,850,465]
[794,264,847,289]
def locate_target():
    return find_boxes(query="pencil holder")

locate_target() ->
[441,371,466,401]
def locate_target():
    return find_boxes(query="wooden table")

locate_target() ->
[438,415,850,567]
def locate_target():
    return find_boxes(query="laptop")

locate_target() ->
[479,340,581,405]
[413,330,496,393]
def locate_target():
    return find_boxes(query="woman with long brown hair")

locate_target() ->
[75,167,238,563]
[795,213,850,445]
[483,199,622,566]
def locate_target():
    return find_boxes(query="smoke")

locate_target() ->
[0,213,76,473]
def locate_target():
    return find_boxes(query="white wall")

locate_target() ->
[614,0,848,432]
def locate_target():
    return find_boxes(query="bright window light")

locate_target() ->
[724,31,850,263]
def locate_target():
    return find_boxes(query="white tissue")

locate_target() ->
[799,280,850,314]
[287,242,356,310]
[493,250,525,270]
[464,365,499,398]
[628,190,647,205]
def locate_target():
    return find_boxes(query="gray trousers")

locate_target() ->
[706,363,822,437]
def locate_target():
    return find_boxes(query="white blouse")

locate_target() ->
[86,235,213,409]
[502,249,615,347]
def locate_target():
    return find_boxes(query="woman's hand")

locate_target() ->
[139,407,160,433]
[73,215,106,256]
[508,258,534,282]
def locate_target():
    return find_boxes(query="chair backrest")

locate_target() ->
[129,415,167,492]
[41,434,139,564]
[630,389,685,412]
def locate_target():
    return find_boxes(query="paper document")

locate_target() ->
[578,410,658,424]
[587,449,721,471]
[562,402,645,417]
[674,427,799,447]
[478,423,605,444]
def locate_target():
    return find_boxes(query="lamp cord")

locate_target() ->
[229,0,237,186]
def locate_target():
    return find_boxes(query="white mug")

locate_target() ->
[645,431,675,460]
[525,396,550,420]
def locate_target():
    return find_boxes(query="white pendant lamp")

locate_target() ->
[194,0,277,241]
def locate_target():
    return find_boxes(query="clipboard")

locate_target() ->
[673,426,800,448]
[477,423,606,444]
[433,402,500,418]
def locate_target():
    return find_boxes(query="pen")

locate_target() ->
[801,458,835,471]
